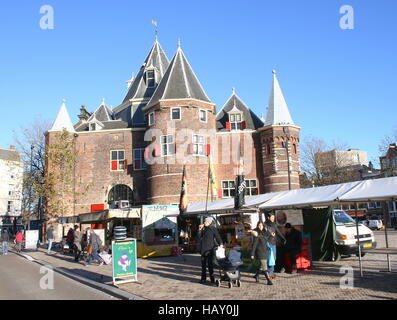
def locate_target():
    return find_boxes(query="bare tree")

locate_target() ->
[379,126,397,155]
[300,136,356,186]
[13,118,52,227]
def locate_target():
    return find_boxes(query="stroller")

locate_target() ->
[213,246,243,288]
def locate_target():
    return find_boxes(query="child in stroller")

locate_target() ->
[213,246,243,288]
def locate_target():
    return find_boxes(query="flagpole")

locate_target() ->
[205,155,210,215]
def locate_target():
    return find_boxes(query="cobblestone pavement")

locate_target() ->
[18,231,397,300]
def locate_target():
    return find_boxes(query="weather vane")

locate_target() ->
[152,20,158,40]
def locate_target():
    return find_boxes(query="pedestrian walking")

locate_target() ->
[198,217,223,284]
[46,225,55,254]
[1,228,10,255]
[251,221,273,285]
[283,223,303,274]
[73,225,82,262]
[265,212,286,279]
[66,228,74,254]
[15,230,24,253]
[86,229,103,266]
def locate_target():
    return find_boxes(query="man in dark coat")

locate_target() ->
[198,217,223,284]
[283,223,303,273]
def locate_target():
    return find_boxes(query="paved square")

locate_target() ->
[19,231,397,300]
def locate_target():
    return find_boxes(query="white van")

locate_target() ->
[334,210,377,257]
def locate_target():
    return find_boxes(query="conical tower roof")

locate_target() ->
[264,70,294,127]
[122,38,170,103]
[49,100,75,132]
[145,42,211,109]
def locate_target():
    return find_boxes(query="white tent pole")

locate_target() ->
[355,202,363,277]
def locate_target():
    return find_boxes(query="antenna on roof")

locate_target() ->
[178,38,181,48]
[102,98,106,105]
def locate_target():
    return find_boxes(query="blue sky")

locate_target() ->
[0,0,396,165]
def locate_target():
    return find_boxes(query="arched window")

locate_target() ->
[293,144,297,154]
[266,144,271,155]
[108,184,133,208]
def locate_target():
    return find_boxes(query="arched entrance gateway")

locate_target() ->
[108,184,133,209]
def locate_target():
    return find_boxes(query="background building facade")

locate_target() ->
[46,38,301,225]
[0,146,23,229]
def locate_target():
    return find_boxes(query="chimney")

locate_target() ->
[9,145,16,151]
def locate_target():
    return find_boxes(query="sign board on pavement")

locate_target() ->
[112,238,138,286]
[25,230,39,250]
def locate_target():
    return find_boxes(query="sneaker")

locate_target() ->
[99,262,104,266]
[199,279,206,284]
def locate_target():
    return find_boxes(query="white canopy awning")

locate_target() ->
[185,176,397,213]
[259,181,362,210]
[185,198,234,215]
[338,176,397,202]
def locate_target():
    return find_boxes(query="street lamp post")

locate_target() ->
[28,144,34,231]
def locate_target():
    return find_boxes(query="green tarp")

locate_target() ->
[303,207,340,261]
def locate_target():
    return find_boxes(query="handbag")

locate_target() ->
[87,245,93,255]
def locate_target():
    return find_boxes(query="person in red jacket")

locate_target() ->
[15,230,24,253]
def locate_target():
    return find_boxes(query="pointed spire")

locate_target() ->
[49,100,75,132]
[146,44,211,109]
[264,70,294,127]
[122,38,170,103]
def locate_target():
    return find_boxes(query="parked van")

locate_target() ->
[334,210,376,257]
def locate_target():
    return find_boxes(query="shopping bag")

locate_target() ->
[267,244,276,267]
[215,246,226,259]
[98,252,112,265]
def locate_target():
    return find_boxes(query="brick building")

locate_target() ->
[46,37,300,223]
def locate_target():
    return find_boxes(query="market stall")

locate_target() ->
[140,205,179,258]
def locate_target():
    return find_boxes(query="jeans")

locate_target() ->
[47,239,54,253]
[88,248,101,264]
[74,244,81,261]
[201,250,214,280]
[275,246,284,272]
[2,241,8,255]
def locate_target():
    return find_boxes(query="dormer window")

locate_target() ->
[146,70,156,88]
[90,123,96,131]
[229,112,243,130]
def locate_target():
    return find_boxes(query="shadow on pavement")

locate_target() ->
[58,267,113,284]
